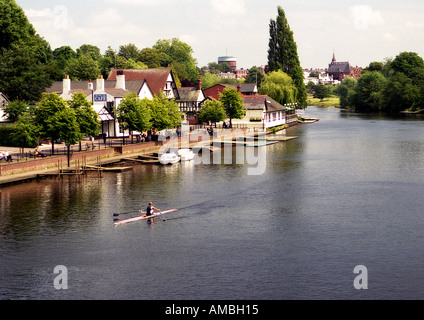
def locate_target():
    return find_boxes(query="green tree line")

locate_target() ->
[337,52,424,113]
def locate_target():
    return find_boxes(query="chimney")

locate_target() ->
[237,84,241,93]
[88,79,93,90]
[63,74,71,96]
[115,70,126,90]
[96,75,104,92]
[196,77,202,90]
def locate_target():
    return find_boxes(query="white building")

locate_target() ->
[46,67,180,137]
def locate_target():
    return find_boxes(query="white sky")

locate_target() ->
[16,0,424,70]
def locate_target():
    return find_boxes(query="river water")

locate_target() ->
[1,106,424,300]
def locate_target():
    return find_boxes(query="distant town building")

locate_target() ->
[327,52,363,81]
[216,56,263,80]
[304,53,363,85]
[218,56,237,72]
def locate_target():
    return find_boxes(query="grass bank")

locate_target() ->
[307,96,340,107]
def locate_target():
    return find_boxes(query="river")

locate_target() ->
[1,106,424,300]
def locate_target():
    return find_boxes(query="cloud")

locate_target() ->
[24,7,146,51]
[102,0,186,6]
[383,33,398,42]
[210,0,246,16]
[350,5,385,30]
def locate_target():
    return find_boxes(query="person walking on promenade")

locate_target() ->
[4,150,12,162]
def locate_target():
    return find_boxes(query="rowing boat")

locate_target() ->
[114,209,178,226]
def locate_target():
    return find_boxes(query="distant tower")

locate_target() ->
[331,51,336,65]
[218,56,237,72]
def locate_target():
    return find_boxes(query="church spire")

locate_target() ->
[331,51,336,64]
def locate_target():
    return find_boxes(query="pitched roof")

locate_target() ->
[242,95,286,112]
[203,83,258,101]
[45,79,148,98]
[222,83,257,94]
[107,67,174,96]
[328,61,351,73]
[177,87,203,101]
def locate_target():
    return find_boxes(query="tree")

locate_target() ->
[53,46,77,70]
[66,54,101,80]
[198,100,226,127]
[382,73,420,113]
[313,84,331,101]
[76,44,101,61]
[0,0,54,101]
[219,87,245,128]
[100,47,147,78]
[352,71,386,112]
[153,38,199,85]
[148,93,182,131]
[245,66,265,88]
[267,6,307,106]
[0,0,36,50]
[49,107,83,166]
[259,70,297,105]
[139,47,162,68]
[366,62,383,72]
[118,43,141,61]
[200,72,222,89]
[0,44,53,102]
[34,93,67,154]
[337,77,357,108]
[69,92,100,149]
[390,52,424,79]
[117,92,152,134]
[10,113,39,154]
[2,100,29,122]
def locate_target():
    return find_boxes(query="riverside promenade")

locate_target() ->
[0,127,298,186]
[0,138,165,186]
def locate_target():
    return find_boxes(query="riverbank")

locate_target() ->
[0,126,304,186]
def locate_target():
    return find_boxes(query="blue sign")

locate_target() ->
[94,94,107,102]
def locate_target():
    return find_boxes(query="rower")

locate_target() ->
[145,202,160,216]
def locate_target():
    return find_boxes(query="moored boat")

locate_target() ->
[178,148,195,161]
[159,152,180,165]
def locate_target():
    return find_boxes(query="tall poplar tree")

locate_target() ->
[267,6,307,107]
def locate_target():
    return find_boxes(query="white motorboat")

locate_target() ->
[159,152,180,165]
[178,149,195,161]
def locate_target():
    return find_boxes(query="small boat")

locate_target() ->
[114,209,178,226]
[178,148,195,161]
[159,152,180,165]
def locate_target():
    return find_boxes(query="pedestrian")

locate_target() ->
[102,132,107,144]
[35,147,46,157]
[4,150,12,162]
